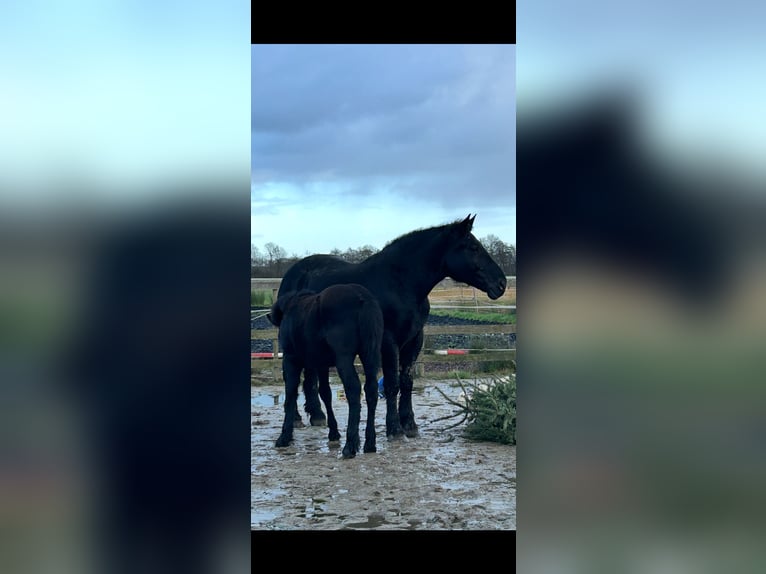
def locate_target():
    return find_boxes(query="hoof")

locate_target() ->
[328,429,341,442]
[386,430,406,441]
[275,435,292,448]
[309,414,327,427]
[386,422,405,440]
[342,446,357,459]
[363,443,377,453]
[293,418,305,429]
[401,417,419,438]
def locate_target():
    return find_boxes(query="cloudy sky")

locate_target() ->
[517,1,766,176]
[251,44,516,256]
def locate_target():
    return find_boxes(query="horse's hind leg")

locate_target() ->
[276,358,302,447]
[302,369,327,426]
[398,329,424,438]
[362,362,379,453]
[317,367,340,443]
[382,332,405,439]
[336,358,362,459]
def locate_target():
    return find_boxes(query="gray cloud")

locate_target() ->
[252,44,515,211]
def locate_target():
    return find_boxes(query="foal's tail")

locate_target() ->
[358,299,384,377]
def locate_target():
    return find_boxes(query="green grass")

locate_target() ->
[429,309,516,324]
[251,289,274,307]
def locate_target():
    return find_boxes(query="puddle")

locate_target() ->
[294,497,339,520]
[251,379,516,530]
[252,392,283,407]
[251,508,280,523]
[343,513,390,529]
[252,387,362,408]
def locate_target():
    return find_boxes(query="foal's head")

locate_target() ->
[266,299,284,327]
[267,290,316,326]
[267,292,296,327]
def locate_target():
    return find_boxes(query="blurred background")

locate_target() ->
[517,1,766,572]
[3,0,766,571]
[0,3,251,574]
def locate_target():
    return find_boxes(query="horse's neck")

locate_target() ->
[371,237,447,301]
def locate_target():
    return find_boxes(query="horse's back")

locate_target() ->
[318,284,383,365]
[319,283,375,305]
[318,284,382,331]
[279,255,352,295]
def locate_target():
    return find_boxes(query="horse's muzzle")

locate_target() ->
[487,276,507,300]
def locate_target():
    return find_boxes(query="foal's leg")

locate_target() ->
[336,357,362,459]
[398,329,424,438]
[362,361,379,453]
[381,332,405,439]
[317,367,341,443]
[292,379,305,429]
[276,358,302,447]
[302,368,327,426]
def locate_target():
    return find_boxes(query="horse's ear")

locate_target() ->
[457,214,475,235]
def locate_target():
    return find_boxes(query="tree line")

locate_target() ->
[251,235,515,277]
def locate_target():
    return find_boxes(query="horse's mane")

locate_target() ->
[377,218,467,256]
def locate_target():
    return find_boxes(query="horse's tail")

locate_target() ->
[358,297,384,377]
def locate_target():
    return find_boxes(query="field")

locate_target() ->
[425,277,516,312]
[252,276,516,314]
[251,277,516,380]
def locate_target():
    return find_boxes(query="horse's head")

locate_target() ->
[442,214,507,300]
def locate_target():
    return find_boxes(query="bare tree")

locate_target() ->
[251,244,264,267]
[263,242,288,275]
[480,235,516,275]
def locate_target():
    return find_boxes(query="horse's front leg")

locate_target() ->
[276,358,302,447]
[382,332,404,439]
[398,329,424,438]
[317,367,341,443]
[302,368,327,426]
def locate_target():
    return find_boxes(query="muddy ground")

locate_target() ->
[251,378,516,530]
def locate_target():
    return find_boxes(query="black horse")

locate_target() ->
[279,214,507,439]
[268,283,384,459]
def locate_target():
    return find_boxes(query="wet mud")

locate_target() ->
[251,379,516,530]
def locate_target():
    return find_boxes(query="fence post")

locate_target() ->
[271,286,279,382]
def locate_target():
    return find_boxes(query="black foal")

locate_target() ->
[267,284,383,459]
